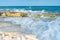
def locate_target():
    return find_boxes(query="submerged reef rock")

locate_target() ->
[5,12,28,17]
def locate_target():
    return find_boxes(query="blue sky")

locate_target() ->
[0,0,60,6]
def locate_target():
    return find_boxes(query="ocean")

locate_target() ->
[0,6,60,40]
[0,6,60,12]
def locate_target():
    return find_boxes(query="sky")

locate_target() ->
[0,0,60,6]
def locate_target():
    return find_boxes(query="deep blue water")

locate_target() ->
[0,6,60,12]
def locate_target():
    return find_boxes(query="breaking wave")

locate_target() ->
[0,7,60,40]
[0,16,60,40]
[0,8,60,14]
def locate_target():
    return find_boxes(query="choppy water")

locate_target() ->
[0,6,60,13]
[0,17,60,40]
[0,6,60,40]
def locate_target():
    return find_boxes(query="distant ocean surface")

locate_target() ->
[0,6,60,13]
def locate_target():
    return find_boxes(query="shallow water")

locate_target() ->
[0,17,60,40]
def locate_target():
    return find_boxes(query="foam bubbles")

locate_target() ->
[0,15,60,40]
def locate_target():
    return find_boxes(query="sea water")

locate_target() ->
[0,6,60,40]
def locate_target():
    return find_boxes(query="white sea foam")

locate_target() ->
[0,17,59,40]
[0,8,60,40]
[0,8,48,14]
